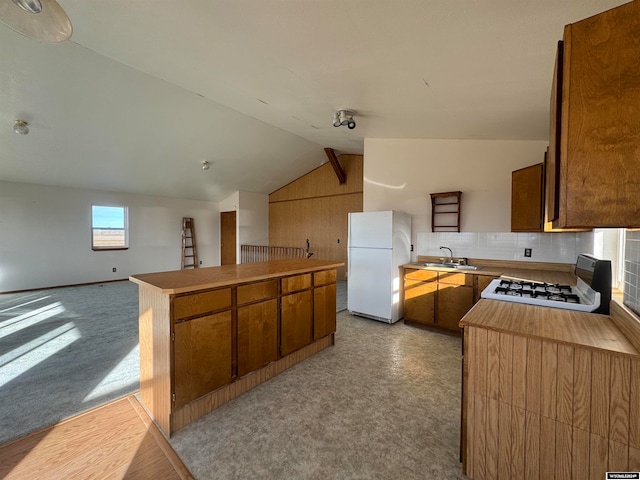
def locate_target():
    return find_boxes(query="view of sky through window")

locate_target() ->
[92,206,127,249]
[92,206,125,229]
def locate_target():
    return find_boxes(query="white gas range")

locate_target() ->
[480,254,612,314]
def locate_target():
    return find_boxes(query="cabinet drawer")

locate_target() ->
[174,288,232,320]
[404,269,438,282]
[237,280,278,306]
[281,273,311,294]
[314,269,336,287]
[438,272,473,286]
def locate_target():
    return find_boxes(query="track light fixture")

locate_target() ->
[332,108,356,129]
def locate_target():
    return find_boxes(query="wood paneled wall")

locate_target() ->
[269,154,363,279]
[463,326,640,479]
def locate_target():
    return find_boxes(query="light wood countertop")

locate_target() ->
[130,259,344,294]
[403,262,576,285]
[460,299,639,357]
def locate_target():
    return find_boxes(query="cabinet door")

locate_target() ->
[404,278,436,325]
[547,41,563,226]
[237,299,278,377]
[314,283,337,340]
[512,163,543,232]
[555,2,640,228]
[281,290,312,356]
[173,311,232,409]
[437,284,473,331]
[475,275,499,303]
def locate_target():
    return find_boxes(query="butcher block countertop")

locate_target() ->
[130,259,344,294]
[460,299,639,357]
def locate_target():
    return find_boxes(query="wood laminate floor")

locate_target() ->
[0,395,193,480]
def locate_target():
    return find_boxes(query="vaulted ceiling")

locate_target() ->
[0,0,628,202]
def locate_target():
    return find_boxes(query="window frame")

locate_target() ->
[91,205,129,251]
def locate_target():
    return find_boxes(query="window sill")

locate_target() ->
[92,247,129,251]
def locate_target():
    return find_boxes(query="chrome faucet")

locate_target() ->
[439,246,453,263]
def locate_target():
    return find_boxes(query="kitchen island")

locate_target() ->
[460,298,640,479]
[130,259,342,437]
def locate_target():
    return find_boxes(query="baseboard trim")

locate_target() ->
[0,278,129,295]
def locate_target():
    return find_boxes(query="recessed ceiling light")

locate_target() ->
[13,120,29,135]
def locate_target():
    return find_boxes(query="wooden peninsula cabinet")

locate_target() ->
[461,300,640,479]
[130,259,342,437]
[547,0,640,229]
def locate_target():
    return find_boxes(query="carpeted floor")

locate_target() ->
[0,281,140,445]
[169,311,466,480]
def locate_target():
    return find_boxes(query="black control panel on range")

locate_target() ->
[575,254,612,315]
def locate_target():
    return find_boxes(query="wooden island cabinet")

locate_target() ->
[130,259,342,437]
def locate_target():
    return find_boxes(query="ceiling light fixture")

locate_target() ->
[13,119,29,135]
[0,0,72,43]
[332,108,356,129]
[201,160,210,171]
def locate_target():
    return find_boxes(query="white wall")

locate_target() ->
[0,181,219,292]
[364,138,549,233]
[363,138,596,264]
[219,190,269,263]
[238,191,269,246]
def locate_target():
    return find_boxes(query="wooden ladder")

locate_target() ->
[181,217,198,269]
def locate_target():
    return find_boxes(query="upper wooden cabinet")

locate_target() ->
[547,0,640,229]
[512,162,544,232]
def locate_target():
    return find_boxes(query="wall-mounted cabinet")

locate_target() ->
[511,162,544,232]
[547,1,640,229]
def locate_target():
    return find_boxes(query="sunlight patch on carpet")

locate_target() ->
[82,344,140,403]
[0,322,80,387]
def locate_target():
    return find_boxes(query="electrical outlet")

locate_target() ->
[199,260,202,265]
[112,267,117,272]
[411,244,414,252]
[337,239,340,244]
[524,248,532,258]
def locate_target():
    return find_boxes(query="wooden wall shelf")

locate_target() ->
[430,191,462,232]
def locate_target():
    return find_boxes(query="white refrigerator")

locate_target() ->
[347,211,411,323]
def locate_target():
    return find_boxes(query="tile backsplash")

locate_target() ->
[624,230,640,314]
[416,231,594,264]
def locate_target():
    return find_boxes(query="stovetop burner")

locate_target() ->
[481,277,601,312]
[495,280,580,303]
[480,254,611,314]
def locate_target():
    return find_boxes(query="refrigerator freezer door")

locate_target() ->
[348,211,393,249]
[347,247,393,322]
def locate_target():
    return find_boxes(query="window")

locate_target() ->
[91,205,128,250]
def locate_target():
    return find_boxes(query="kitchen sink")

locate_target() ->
[420,262,480,270]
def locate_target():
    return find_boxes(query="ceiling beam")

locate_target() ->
[324,148,347,184]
